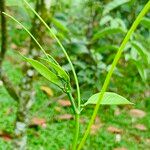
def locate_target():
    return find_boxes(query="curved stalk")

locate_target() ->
[77,1,150,149]
[3,14,80,149]
[23,0,81,109]
[23,1,81,149]
[2,12,49,60]
[67,92,79,114]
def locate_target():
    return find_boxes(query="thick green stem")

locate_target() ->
[77,1,150,149]
[67,92,80,149]
[72,114,80,150]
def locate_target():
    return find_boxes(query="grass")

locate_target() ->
[0,50,149,150]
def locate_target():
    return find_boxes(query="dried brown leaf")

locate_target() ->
[134,124,147,131]
[5,108,13,115]
[20,47,28,55]
[144,90,150,97]
[90,124,103,135]
[114,108,121,116]
[31,118,46,128]
[54,106,62,112]
[129,109,146,118]
[79,117,87,124]
[95,116,101,124]
[146,139,150,144]
[57,114,73,120]
[0,131,13,141]
[58,99,71,107]
[90,116,103,135]
[11,43,17,49]
[41,86,53,97]
[114,148,127,150]
[107,126,123,134]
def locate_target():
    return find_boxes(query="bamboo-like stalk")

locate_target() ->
[23,1,81,149]
[77,1,150,149]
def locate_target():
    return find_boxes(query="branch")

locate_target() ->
[0,0,7,66]
[0,0,20,102]
[1,73,19,101]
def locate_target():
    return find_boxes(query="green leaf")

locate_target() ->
[40,58,70,82]
[132,60,147,82]
[6,0,23,6]
[100,15,113,26]
[92,27,125,41]
[103,0,130,15]
[131,41,150,64]
[111,18,127,31]
[70,39,88,54]
[23,57,64,88]
[47,54,60,65]
[51,18,69,33]
[140,17,150,29]
[97,45,119,53]
[83,92,133,106]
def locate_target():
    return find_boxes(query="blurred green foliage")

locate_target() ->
[0,0,150,149]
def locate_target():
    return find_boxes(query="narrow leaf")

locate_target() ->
[6,0,23,6]
[47,54,59,65]
[132,60,147,82]
[97,45,119,52]
[40,58,70,82]
[103,0,130,15]
[23,57,63,88]
[140,17,150,29]
[83,92,133,106]
[131,41,150,64]
[51,18,69,33]
[92,27,125,41]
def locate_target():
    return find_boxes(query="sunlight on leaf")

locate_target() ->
[40,58,70,83]
[103,0,130,15]
[83,92,133,106]
[140,17,150,29]
[22,56,64,89]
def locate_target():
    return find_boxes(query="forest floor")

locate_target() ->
[0,49,150,150]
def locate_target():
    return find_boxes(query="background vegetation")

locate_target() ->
[0,0,150,149]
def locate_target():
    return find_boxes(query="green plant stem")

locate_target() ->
[23,0,81,109]
[2,12,49,60]
[67,92,80,150]
[73,114,80,150]
[77,1,150,149]
[67,92,79,114]
[23,1,81,149]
